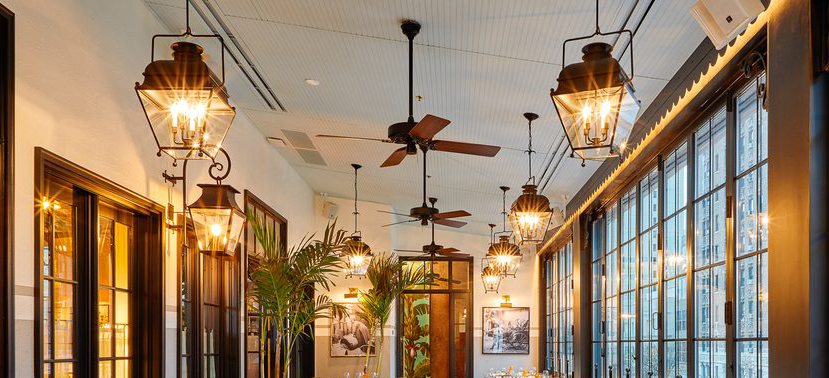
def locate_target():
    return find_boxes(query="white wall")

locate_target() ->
[8,0,316,376]
[7,1,543,377]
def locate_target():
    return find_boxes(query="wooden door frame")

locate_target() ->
[33,148,165,378]
[0,3,12,377]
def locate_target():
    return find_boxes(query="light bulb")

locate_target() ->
[210,223,223,236]
[497,255,511,265]
[581,104,592,120]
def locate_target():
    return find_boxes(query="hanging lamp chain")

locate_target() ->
[594,0,601,34]
[352,164,360,234]
[526,117,535,186]
[184,0,192,35]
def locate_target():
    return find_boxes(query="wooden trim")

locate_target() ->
[0,4,13,377]
[33,148,165,378]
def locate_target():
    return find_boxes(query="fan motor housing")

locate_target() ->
[410,205,439,219]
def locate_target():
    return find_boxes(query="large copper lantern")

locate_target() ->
[187,184,245,256]
[509,185,553,246]
[551,42,639,160]
[486,234,522,278]
[136,41,236,160]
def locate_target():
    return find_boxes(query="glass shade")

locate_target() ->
[509,184,553,245]
[342,236,373,278]
[188,184,245,256]
[135,42,236,160]
[486,234,522,277]
[551,42,640,160]
[481,266,502,293]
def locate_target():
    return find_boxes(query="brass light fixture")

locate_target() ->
[343,164,374,278]
[550,0,640,162]
[135,0,236,161]
[509,113,553,245]
[486,187,522,278]
[187,183,245,256]
[500,295,513,308]
[481,265,502,294]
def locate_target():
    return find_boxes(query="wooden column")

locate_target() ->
[767,0,829,376]
[572,214,592,378]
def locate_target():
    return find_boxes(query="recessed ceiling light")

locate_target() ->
[304,78,320,86]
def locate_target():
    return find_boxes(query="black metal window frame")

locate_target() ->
[584,69,769,378]
[544,241,574,376]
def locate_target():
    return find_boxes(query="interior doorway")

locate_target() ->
[397,256,473,378]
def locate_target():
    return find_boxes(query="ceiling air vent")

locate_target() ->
[281,129,318,150]
[280,129,327,166]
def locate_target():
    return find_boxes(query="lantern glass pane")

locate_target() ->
[225,210,246,256]
[189,207,232,253]
[482,271,501,293]
[509,209,553,245]
[344,241,373,278]
[137,88,235,160]
[553,83,639,160]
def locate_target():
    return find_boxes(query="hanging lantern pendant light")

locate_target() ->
[135,0,236,161]
[509,114,554,246]
[487,188,522,277]
[550,0,640,162]
[344,164,373,278]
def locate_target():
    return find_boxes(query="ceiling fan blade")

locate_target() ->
[409,114,450,140]
[432,140,501,157]
[381,147,408,167]
[437,247,460,254]
[433,210,471,220]
[382,219,419,227]
[316,134,394,144]
[395,249,425,253]
[378,209,415,217]
[434,219,467,228]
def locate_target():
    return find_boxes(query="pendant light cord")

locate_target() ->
[595,0,601,34]
[408,28,414,123]
[500,187,509,233]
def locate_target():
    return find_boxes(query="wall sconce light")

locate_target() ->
[344,288,360,300]
[500,295,513,308]
[187,183,245,256]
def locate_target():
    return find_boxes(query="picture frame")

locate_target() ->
[330,302,376,357]
[481,306,530,354]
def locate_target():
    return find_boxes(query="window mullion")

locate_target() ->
[724,88,737,378]
[656,154,665,378]
[686,131,696,378]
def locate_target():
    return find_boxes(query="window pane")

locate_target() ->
[99,360,112,378]
[664,341,688,378]
[664,277,687,340]
[737,341,758,378]
[759,165,768,250]
[737,257,758,338]
[640,286,658,341]
[621,244,635,292]
[54,282,75,359]
[620,292,635,340]
[694,196,711,267]
[606,251,617,298]
[99,218,114,287]
[115,222,130,289]
[694,269,711,339]
[737,83,758,173]
[711,189,727,263]
[695,122,711,197]
[760,253,768,338]
[711,111,727,187]
[621,341,635,377]
[43,280,52,360]
[640,341,658,378]
[759,75,768,162]
[99,289,113,358]
[736,171,758,256]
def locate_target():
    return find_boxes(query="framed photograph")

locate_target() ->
[482,307,530,354]
[330,302,376,357]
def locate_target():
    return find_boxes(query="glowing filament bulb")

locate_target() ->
[210,223,223,236]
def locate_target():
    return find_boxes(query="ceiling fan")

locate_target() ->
[395,217,469,259]
[316,19,502,167]
[381,196,470,229]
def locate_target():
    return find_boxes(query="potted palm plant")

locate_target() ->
[247,214,348,378]
[356,254,435,375]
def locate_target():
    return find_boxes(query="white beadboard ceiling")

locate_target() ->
[144,0,705,234]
